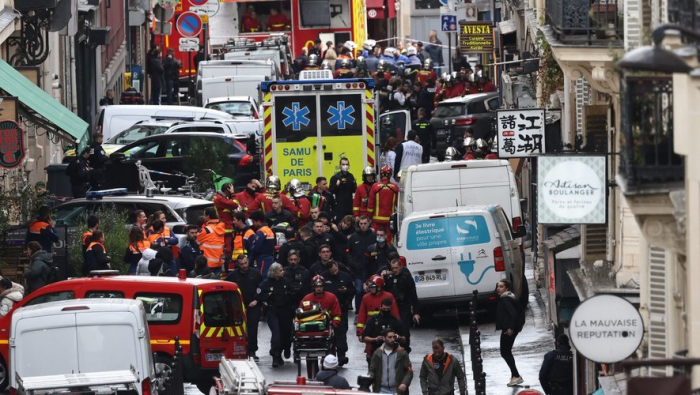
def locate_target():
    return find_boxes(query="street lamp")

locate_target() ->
[617,24,699,73]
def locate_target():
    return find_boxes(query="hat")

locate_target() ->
[416,41,424,47]
[318,211,331,220]
[323,354,339,369]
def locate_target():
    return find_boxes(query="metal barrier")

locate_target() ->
[469,290,486,395]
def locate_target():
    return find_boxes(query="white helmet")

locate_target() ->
[344,40,357,50]
[288,179,305,198]
[363,39,377,51]
[406,47,417,56]
[383,47,396,57]
[445,147,459,161]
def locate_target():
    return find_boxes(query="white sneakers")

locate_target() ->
[507,376,524,387]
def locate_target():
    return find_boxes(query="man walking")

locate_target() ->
[213,183,239,269]
[369,328,413,394]
[162,48,180,105]
[539,334,574,395]
[225,255,263,361]
[419,338,467,395]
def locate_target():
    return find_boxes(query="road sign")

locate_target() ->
[439,0,448,5]
[188,0,209,6]
[191,0,220,17]
[179,37,200,52]
[441,15,457,32]
[176,11,202,38]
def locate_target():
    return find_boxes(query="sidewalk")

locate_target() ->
[460,254,552,394]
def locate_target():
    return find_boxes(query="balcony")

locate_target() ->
[667,0,699,34]
[546,0,623,45]
[618,76,684,193]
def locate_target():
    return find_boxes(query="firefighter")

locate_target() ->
[361,297,406,365]
[352,167,377,221]
[356,275,399,337]
[322,260,356,366]
[416,59,437,88]
[300,275,342,325]
[235,178,263,218]
[288,179,311,228]
[379,258,420,352]
[334,58,354,79]
[212,183,239,266]
[366,166,399,240]
[284,250,310,307]
[373,60,391,81]
[248,210,275,276]
[463,137,477,160]
[231,211,254,268]
[321,60,332,71]
[444,147,461,162]
[197,207,226,276]
[306,54,321,70]
[250,175,299,216]
[256,263,293,367]
[225,255,263,361]
[242,10,262,32]
[266,8,290,31]
[412,108,434,163]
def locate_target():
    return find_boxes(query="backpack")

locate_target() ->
[45,264,60,284]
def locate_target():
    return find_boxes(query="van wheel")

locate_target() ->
[196,379,214,394]
[519,274,530,307]
[0,359,8,391]
[155,355,183,393]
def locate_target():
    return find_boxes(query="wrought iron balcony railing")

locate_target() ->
[668,0,699,35]
[546,0,623,44]
[619,76,684,191]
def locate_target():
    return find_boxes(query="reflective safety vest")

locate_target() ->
[82,231,93,247]
[86,241,105,252]
[128,240,151,254]
[233,228,255,259]
[28,220,50,237]
[198,220,226,268]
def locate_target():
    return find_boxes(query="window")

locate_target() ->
[203,291,244,327]
[434,103,466,118]
[136,203,178,222]
[24,291,75,307]
[163,138,192,157]
[486,98,501,111]
[177,203,214,224]
[415,0,442,9]
[468,101,487,114]
[85,291,125,299]
[135,293,182,324]
[122,139,161,160]
[379,111,408,145]
[171,126,225,134]
[107,125,168,145]
[53,204,91,227]
[205,102,255,118]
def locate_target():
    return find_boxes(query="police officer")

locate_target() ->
[284,250,310,307]
[360,297,405,366]
[225,255,263,361]
[321,260,356,366]
[539,334,574,395]
[277,228,305,266]
[412,108,434,163]
[379,258,420,352]
[256,263,293,367]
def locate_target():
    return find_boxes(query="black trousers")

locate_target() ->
[335,309,349,354]
[500,330,520,377]
[246,304,261,353]
[398,304,412,350]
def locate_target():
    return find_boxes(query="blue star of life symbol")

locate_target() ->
[327,101,356,130]
[282,102,311,131]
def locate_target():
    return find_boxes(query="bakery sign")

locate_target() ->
[537,156,607,224]
[0,120,25,169]
[458,21,494,54]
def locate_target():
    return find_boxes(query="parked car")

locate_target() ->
[430,92,500,143]
[105,132,259,192]
[204,96,259,119]
[163,119,261,137]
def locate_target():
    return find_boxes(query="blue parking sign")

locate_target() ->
[441,15,457,32]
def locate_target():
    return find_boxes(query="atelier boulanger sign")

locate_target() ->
[459,22,494,54]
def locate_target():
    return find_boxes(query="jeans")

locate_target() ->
[500,330,520,377]
[246,304,261,353]
[354,277,364,313]
[166,79,175,105]
[267,307,292,357]
[380,387,395,394]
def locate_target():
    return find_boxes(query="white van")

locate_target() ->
[396,205,524,309]
[397,160,524,232]
[97,105,233,141]
[200,76,266,106]
[10,299,157,395]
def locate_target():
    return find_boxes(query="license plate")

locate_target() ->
[206,353,224,362]
[414,273,447,283]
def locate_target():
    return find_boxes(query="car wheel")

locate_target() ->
[0,358,8,391]
[155,354,183,393]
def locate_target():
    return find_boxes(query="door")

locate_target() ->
[378,110,410,149]
[319,93,365,177]
[403,216,456,300]
[107,138,164,190]
[467,99,494,140]
[273,94,320,186]
[198,288,247,368]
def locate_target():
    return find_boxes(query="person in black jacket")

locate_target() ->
[162,48,180,105]
[284,250,310,308]
[364,230,397,279]
[82,231,111,276]
[347,216,375,312]
[329,158,357,221]
[299,227,319,269]
[277,229,305,266]
[379,258,420,351]
[539,334,573,395]
[88,133,109,189]
[66,148,92,197]
[256,263,293,367]
[308,177,335,214]
[24,241,52,294]
[225,255,263,361]
[361,297,406,364]
[178,225,201,273]
[412,108,434,163]
[496,279,524,387]
[147,47,164,105]
[321,260,356,366]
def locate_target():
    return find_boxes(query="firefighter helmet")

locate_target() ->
[384,47,397,57]
[357,56,365,64]
[311,275,325,286]
[308,54,319,67]
[344,40,356,51]
[321,60,332,70]
[368,274,385,289]
[377,59,388,72]
[363,39,377,51]
[288,178,305,198]
[423,58,433,70]
[475,138,488,151]
[362,166,376,183]
[340,58,350,68]
[379,165,392,179]
[445,147,459,161]
[406,46,417,56]
[463,137,475,148]
[266,175,281,192]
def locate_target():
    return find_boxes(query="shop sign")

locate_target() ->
[497,108,545,158]
[0,120,25,169]
[458,21,494,54]
[569,294,644,363]
[537,155,606,224]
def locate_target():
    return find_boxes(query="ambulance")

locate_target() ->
[259,78,411,187]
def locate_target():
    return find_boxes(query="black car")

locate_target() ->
[430,92,501,146]
[105,132,260,192]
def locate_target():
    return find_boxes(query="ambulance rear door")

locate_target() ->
[318,89,368,177]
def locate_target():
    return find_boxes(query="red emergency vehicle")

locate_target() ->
[0,275,247,393]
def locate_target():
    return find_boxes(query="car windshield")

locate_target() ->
[205,102,255,118]
[176,203,214,224]
[106,125,169,145]
[53,205,89,226]
[434,103,467,118]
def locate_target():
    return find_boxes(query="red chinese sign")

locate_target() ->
[0,120,25,169]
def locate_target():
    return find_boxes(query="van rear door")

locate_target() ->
[13,314,79,379]
[459,165,513,216]
[75,311,142,374]
[403,215,456,300]
[198,285,247,368]
[408,169,461,215]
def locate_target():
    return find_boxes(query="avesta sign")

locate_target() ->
[459,21,494,54]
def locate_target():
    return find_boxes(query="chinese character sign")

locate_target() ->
[0,120,24,169]
[497,109,546,158]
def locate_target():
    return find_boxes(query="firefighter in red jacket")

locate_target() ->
[266,8,290,31]
[356,275,399,336]
[235,179,263,218]
[353,166,376,221]
[242,10,262,32]
[334,58,354,79]
[287,179,311,228]
[299,275,342,327]
[250,175,299,216]
[212,183,239,266]
[416,59,437,88]
[366,166,398,240]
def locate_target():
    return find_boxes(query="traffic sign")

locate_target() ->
[179,37,200,52]
[188,0,209,6]
[176,11,202,38]
[441,15,457,32]
[191,0,220,16]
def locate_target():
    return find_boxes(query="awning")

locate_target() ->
[0,8,19,45]
[366,0,396,19]
[0,59,89,151]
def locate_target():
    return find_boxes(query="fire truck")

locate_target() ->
[259,75,412,187]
